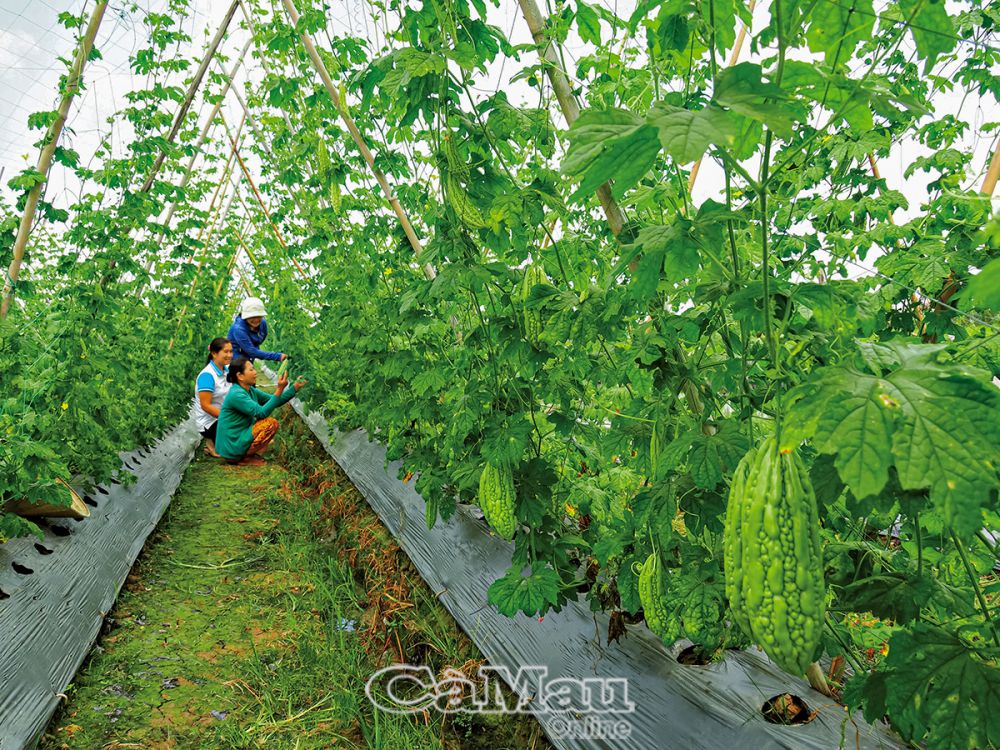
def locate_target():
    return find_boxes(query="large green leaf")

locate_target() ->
[899,0,956,73]
[804,0,875,68]
[647,103,738,163]
[713,63,801,139]
[962,256,1000,311]
[788,342,1000,533]
[488,564,564,616]
[561,109,662,200]
[848,623,1000,750]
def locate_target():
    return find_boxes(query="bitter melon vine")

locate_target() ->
[724,438,825,675]
[478,462,517,540]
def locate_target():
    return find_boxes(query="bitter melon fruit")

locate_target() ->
[725,437,825,675]
[478,462,517,539]
[723,448,753,638]
[447,175,487,229]
[519,264,548,348]
[638,552,678,644]
[442,132,468,180]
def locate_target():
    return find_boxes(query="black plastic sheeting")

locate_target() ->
[289,398,904,750]
[0,420,200,750]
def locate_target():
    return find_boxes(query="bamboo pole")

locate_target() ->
[980,136,1000,196]
[140,0,240,192]
[1,1,108,319]
[515,0,625,236]
[155,36,253,233]
[218,111,309,280]
[280,0,436,281]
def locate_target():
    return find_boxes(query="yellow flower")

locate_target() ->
[565,502,576,517]
[61,402,69,411]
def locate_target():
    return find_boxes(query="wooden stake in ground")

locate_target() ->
[1,1,108,319]
[979,135,1000,196]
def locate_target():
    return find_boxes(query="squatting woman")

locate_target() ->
[215,357,305,465]
[193,337,233,457]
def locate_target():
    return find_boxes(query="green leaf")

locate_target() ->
[562,109,661,200]
[790,344,1000,535]
[804,0,875,68]
[899,0,956,73]
[713,63,800,139]
[876,623,1000,749]
[488,565,563,616]
[887,367,1000,535]
[648,103,737,163]
[657,13,689,52]
[841,573,938,624]
[962,257,1000,311]
[576,2,602,45]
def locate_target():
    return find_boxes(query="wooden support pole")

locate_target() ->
[1,1,108,319]
[218,110,309,280]
[980,136,1000,197]
[515,0,625,236]
[280,0,436,281]
[156,35,253,232]
[140,0,240,192]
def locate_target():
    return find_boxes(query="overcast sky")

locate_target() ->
[0,0,996,264]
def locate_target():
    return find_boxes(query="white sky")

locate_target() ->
[0,0,996,268]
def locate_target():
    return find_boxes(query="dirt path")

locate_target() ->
[40,416,551,750]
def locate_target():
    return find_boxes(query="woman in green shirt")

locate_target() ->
[215,357,306,465]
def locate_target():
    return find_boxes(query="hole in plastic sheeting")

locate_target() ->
[34,543,54,556]
[84,496,98,508]
[12,562,34,575]
[0,588,9,600]
[761,693,814,725]
[49,525,71,537]
[96,486,110,496]
[111,477,121,485]
[677,645,715,665]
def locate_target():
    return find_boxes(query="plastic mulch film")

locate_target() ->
[290,398,904,750]
[0,420,200,750]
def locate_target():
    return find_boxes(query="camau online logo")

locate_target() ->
[366,664,634,740]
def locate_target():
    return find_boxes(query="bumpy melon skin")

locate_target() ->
[728,437,825,675]
[519,265,548,349]
[638,553,678,644]
[478,462,517,540]
[447,175,487,229]
[723,449,754,638]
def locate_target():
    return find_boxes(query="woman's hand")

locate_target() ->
[276,370,289,394]
[279,353,288,361]
[293,377,308,392]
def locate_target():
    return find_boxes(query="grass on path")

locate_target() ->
[41,411,552,750]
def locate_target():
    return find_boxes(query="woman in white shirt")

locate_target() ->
[194,338,233,457]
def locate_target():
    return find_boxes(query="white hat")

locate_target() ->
[241,297,267,318]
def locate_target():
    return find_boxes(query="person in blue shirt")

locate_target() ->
[227,297,287,363]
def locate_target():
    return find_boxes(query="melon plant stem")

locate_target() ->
[1,0,108,320]
[950,529,1000,647]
